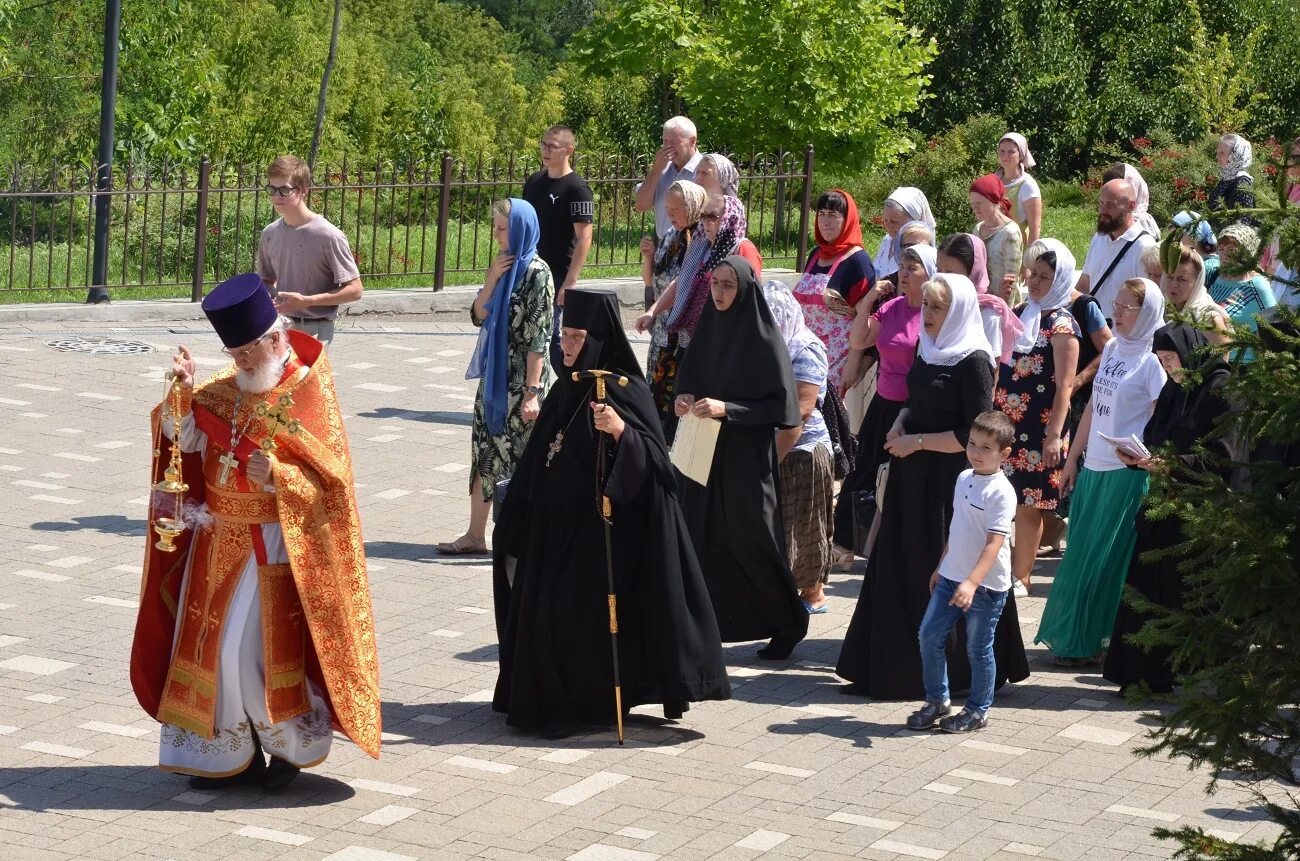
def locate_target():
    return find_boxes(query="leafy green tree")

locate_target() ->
[572,0,934,170]
[0,0,561,167]
[555,64,658,156]
[468,0,595,57]
[905,0,1027,136]
[1240,0,1300,141]
[1004,0,1090,176]
[1173,8,1267,138]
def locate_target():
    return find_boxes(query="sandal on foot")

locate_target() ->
[801,599,829,615]
[436,536,488,555]
[830,547,856,572]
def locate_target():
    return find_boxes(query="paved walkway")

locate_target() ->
[0,319,1279,860]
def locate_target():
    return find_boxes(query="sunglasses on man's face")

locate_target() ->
[265,184,298,198]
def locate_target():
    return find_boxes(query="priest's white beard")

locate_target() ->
[235,356,284,394]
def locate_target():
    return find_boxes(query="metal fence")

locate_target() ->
[0,148,814,300]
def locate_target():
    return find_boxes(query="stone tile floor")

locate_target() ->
[0,319,1282,860]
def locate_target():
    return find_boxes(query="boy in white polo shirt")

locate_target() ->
[907,410,1017,734]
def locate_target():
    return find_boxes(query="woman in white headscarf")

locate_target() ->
[874,187,936,282]
[831,244,935,559]
[836,273,1029,699]
[1161,246,1229,344]
[1208,133,1257,229]
[995,132,1042,253]
[696,153,741,199]
[995,239,1082,596]
[762,280,835,612]
[1036,277,1167,667]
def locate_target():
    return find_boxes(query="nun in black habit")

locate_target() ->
[673,256,810,660]
[1103,323,1232,694]
[492,288,730,736]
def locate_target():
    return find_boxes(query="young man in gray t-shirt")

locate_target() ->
[256,155,363,346]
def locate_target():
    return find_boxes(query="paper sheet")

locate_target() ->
[670,413,722,486]
[1098,432,1151,461]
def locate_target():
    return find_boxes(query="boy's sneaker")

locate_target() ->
[905,701,951,730]
[938,707,988,733]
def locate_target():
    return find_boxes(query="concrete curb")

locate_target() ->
[0,271,800,326]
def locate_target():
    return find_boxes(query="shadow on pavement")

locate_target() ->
[355,407,472,426]
[0,765,355,812]
[30,515,148,537]
[766,715,902,749]
[378,699,705,752]
[453,644,499,663]
[363,540,491,564]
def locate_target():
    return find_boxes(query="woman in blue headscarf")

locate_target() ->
[439,198,555,555]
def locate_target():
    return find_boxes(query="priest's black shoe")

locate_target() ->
[837,683,871,697]
[904,700,951,731]
[938,707,988,734]
[261,756,301,791]
[188,753,266,790]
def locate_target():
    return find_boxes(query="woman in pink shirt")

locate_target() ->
[830,243,936,557]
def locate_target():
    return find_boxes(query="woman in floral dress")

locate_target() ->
[438,198,555,555]
[995,239,1080,595]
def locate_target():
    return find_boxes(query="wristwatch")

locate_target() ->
[525,385,543,396]
[916,434,924,450]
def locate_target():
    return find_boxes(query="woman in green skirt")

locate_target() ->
[1036,277,1167,666]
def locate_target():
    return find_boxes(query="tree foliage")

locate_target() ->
[1130,165,1300,858]
[1173,4,1268,137]
[904,0,1296,177]
[0,0,562,166]
[571,0,934,170]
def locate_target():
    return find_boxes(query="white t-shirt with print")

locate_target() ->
[938,469,1016,594]
[1084,340,1167,472]
[1082,223,1158,319]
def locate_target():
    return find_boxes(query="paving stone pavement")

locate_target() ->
[0,318,1282,861]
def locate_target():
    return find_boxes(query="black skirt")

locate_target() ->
[679,424,809,645]
[832,393,905,551]
[1102,508,1183,693]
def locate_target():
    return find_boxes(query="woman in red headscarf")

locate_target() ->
[792,189,881,396]
[970,174,1024,305]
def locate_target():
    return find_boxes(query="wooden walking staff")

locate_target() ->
[573,368,629,744]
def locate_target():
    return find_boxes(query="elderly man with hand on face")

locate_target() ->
[1075,178,1158,322]
[636,117,704,306]
[130,273,381,794]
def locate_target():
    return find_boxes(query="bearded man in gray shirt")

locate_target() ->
[256,155,363,346]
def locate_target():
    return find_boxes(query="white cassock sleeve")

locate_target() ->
[160,401,208,454]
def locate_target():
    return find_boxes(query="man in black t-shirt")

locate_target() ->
[522,125,594,372]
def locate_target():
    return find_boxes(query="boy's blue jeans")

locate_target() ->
[918,576,1009,715]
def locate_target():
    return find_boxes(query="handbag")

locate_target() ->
[851,460,890,558]
[875,460,890,510]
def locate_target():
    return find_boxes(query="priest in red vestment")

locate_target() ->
[131,273,381,791]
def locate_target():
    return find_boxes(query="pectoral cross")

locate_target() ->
[546,432,564,468]
[216,450,240,487]
[255,393,302,453]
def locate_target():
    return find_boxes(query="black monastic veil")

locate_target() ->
[492,289,730,733]
[673,257,809,658]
